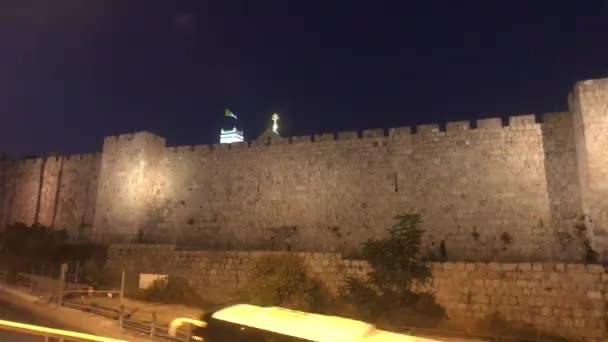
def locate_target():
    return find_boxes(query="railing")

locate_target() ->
[2,269,199,341]
[0,319,127,342]
[60,300,195,341]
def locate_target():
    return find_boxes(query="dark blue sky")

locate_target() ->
[1,0,607,157]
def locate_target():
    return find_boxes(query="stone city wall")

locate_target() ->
[0,154,100,238]
[0,77,607,261]
[106,244,607,340]
[140,111,581,261]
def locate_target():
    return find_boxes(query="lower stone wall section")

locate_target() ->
[105,244,607,340]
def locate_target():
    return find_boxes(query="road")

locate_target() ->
[0,297,69,341]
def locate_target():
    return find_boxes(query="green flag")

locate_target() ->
[225,108,237,119]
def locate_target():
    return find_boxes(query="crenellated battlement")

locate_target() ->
[11,153,101,166]
[11,157,44,166]
[157,113,554,158]
[102,131,166,151]
[61,153,101,168]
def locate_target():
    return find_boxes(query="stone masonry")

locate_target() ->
[0,77,607,261]
[106,244,608,341]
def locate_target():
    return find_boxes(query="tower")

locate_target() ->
[92,132,166,241]
[570,78,608,258]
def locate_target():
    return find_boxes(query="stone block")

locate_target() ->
[559,318,574,327]
[443,263,456,270]
[566,264,585,272]
[488,262,500,271]
[508,114,536,126]
[586,264,604,274]
[388,126,411,136]
[540,307,551,316]
[416,124,440,134]
[532,263,544,272]
[587,290,602,300]
[476,295,489,304]
[362,128,384,138]
[337,131,359,140]
[517,263,532,271]
[500,263,517,271]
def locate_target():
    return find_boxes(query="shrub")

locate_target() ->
[339,277,382,320]
[246,254,330,313]
[583,239,599,263]
[0,223,68,276]
[137,276,207,307]
[339,213,445,326]
[360,213,432,298]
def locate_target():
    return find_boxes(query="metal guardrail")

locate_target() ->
[61,300,194,341]
[1,270,196,341]
[0,319,128,342]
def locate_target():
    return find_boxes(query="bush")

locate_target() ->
[137,276,207,307]
[0,223,110,285]
[0,223,68,276]
[360,213,432,299]
[246,254,330,313]
[339,213,445,327]
[339,277,385,320]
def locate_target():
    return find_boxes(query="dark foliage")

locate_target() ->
[136,276,208,307]
[0,222,107,284]
[247,254,331,313]
[360,213,432,297]
[340,213,445,325]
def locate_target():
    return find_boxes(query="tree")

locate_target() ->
[361,213,431,299]
[341,213,443,323]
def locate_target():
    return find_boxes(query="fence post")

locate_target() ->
[74,261,80,283]
[119,305,124,330]
[120,270,125,306]
[150,311,156,337]
[58,263,68,306]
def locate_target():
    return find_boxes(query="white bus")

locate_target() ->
[176,304,442,342]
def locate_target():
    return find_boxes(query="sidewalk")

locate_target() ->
[0,284,159,341]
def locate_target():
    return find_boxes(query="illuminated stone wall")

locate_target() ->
[142,112,582,261]
[105,245,608,340]
[0,77,606,261]
[92,132,166,241]
[1,159,45,227]
[571,79,608,258]
[0,154,100,237]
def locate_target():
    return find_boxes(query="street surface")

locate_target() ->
[0,297,69,341]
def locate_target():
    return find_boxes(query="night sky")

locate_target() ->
[1,1,608,157]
